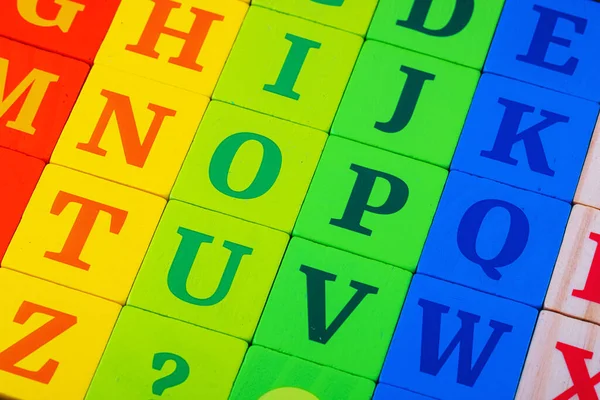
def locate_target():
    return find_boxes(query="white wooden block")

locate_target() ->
[575,114,600,209]
[545,204,600,324]
[516,311,600,400]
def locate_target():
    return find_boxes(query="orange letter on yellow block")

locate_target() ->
[44,191,128,271]
[76,89,176,168]
[126,0,224,72]
[0,58,59,135]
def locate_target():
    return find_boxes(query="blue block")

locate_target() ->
[417,171,570,308]
[484,0,600,102]
[380,274,537,400]
[451,73,598,202]
[374,384,434,399]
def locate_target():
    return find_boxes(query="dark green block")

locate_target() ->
[254,237,412,380]
[367,0,505,69]
[293,136,447,272]
[332,40,479,168]
[230,346,374,400]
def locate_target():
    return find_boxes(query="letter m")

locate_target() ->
[419,299,513,387]
[0,58,59,135]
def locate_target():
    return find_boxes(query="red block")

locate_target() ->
[0,147,44,262]
[0,0,121,64]
[0,37,89,161]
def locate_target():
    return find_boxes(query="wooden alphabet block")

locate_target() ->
[254,237,411,380]
[253,0,378,36]
[51,65,209,198]
[332,40,479,168]
[367,0,505,69]
[373,384,433,400]
[515,310,600,399]
[95,0,248,97]
[0,148,44,262]
[545,204,600,324]
[128,200,289,342]
[0,269,120,400]
[574,114,600,209]
[213,6,361,132]
[229,346,375,400]
[0,0,120,63]
[2,165,165,304]
[418,171,570,308]
[171,101,325,233]
[380,274,537,400]
[85,306,246,400]
[485,0,600,102]
[452,73,598,202]
[0,37,89,161]
[294,136,447,271]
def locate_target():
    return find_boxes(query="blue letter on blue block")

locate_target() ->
[380,275,537,400]
[480,98,569,177]
[419,299,513,387]
[516,5,587,75]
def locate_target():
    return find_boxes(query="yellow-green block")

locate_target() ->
[128,200,289,341]
[214,6,361,131]
[253,0,378,36]
[171,101,326,233]
[85,306,246,400]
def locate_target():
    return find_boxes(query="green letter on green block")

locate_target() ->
[264,33,322,100]
[167,227,254,306]
[312,0,344,6]
[209,132,283,199]
[397,0,474,37]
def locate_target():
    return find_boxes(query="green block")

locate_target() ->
[213,6,361,132]
[367,0,505,69]
[252,0,378,36]
[171,101,326,233]
[254,237,412,380]
[85,306,246,400]
[128,200,289,342]
[229,346,375,400]
[293,136,447,271]
[332,40,479,168]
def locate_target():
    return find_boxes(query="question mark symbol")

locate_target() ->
[151,352,190,396]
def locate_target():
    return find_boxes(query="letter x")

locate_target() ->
[555,341,600,400]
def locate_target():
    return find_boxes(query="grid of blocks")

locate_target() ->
[1,0,600,399]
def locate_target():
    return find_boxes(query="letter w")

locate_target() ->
[76,89,176,168]
[419,299,513,387]
[0,58,59,135]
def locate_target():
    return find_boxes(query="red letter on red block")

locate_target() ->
[0,147,44,262]
[0,37,88,161]
[44,192,128,271]
[0,0,120,63]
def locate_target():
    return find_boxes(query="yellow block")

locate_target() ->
[128,200,289,341]
[0,269,120,400]
[2,165,166,305]
[171,101,326,233]
[95,0,248,97]
[51,65,209,198]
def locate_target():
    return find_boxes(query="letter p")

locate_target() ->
[330,164,409,236]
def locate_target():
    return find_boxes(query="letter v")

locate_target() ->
[300,264,379,344]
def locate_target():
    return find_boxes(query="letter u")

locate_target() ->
[167,227,254,306]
